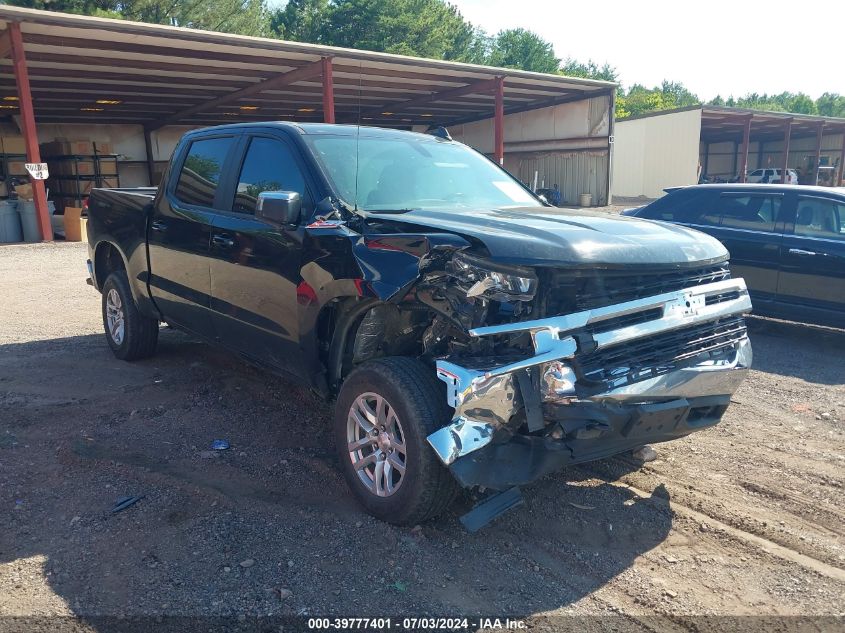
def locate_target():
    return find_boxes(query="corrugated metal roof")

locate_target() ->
[0,6,615,128]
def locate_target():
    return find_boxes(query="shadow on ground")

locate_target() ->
[744,316,845,385]
[0,330,672,629]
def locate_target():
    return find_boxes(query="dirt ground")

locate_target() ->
[1,242,844,631]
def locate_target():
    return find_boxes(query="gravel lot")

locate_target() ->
[1,242,844,630]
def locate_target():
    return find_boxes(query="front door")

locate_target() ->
[208,134,313,376]
[777,194,845,319]
[147,134,239,338]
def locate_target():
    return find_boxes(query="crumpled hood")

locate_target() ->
[385,207,728,268]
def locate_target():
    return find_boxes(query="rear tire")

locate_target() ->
[101,271,159,361]
[334,357,459,525]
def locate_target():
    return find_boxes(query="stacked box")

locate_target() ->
[1,137,26,155]
[40,140,113,157]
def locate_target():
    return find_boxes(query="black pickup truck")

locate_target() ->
[86,122,752,526]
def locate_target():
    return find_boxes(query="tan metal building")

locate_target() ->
[612,105,845,200]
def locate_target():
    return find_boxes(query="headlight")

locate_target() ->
[446,251,537,301]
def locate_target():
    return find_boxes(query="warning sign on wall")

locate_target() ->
[25,163,49,180]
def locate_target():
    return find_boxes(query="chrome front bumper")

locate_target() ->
[428,278,752,466]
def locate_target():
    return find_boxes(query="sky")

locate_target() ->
[449,0,844,100]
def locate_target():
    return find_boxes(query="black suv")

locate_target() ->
[624,184,845,329]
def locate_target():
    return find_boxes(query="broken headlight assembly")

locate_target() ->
[447,251,538,302]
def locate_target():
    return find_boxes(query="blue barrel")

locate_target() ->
[18,200,56,242]
[0,200,23,243]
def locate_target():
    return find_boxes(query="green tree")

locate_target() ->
[816,92,845,118]
[487,28,559,73]
[613,81,700,119]
[272,0,485,62]
[10,0,270,35]
[560,58,618,82]
[271,0,330,42]
[660,80,699,108]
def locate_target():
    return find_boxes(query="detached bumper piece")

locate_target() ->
[428,278,753,489]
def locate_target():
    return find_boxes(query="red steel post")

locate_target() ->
[781,118,792,183]
[738,115,752,183]
[494,76,504,165]
[8,22,50,241]
[837,129,845,186]
[812,122,825,185]
[321,57,335,124]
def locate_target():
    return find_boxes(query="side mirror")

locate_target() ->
[257,191,302,225]
[538,194,549,204]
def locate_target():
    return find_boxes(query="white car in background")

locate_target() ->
[747,168,798,184]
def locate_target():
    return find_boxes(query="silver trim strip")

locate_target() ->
[469,278,750,345]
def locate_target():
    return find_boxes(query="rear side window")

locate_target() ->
[232,137,311,215]
[719,194,780,232]
[648,190,719,225]
[795,197,845,241]
[175,137,235,208]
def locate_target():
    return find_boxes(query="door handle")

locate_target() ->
[788,248,817,256]
[212,234,235,249]
[150,220,168,232]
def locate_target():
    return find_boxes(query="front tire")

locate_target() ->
[101,271,159,361]
[334,357,459,525]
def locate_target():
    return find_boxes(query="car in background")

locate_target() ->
[622,184,845,328]
[747,168,798,184]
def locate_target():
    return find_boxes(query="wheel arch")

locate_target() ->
[93,240,127,291]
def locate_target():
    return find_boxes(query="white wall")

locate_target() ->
[612,108,702,199]
[444,94,612,205]
[449,95,611,154]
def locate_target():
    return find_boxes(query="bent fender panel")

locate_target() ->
[352,232,471,302]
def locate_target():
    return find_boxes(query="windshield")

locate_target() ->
[303,133,542,213]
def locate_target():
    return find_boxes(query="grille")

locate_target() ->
[542,263,731,315]
[575,316,747,387]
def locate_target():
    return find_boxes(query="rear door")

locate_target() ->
[208,132,315,375]
[777,194,845,316]
[147,133,239,338]
[707,191,786,300]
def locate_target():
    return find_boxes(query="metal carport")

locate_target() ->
[0,5,615,241]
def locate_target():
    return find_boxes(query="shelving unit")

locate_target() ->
[46,154,121,211]
[0,153,27,197]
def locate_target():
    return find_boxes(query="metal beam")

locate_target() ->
[738,115,752,183]
[494,76,504,165]
[8,22,51,242]
[321,56,334,124]
[781,118,792,183]
[148,59,324,129]
[144,127,156,186]
[838,131,845,187]
[359,77,499,118]
[813,122,825,185]
[448,88,609,127]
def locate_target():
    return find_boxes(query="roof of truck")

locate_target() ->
[186,121,450,140]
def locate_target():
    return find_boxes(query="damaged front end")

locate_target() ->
[423,255,752,490]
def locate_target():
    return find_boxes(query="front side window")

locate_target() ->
[719,195,780,232]
[794,197,844,241]
[659,190,720,226]
[303,134,541,213]
[175,137,235,208]
[232,137,310,215]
